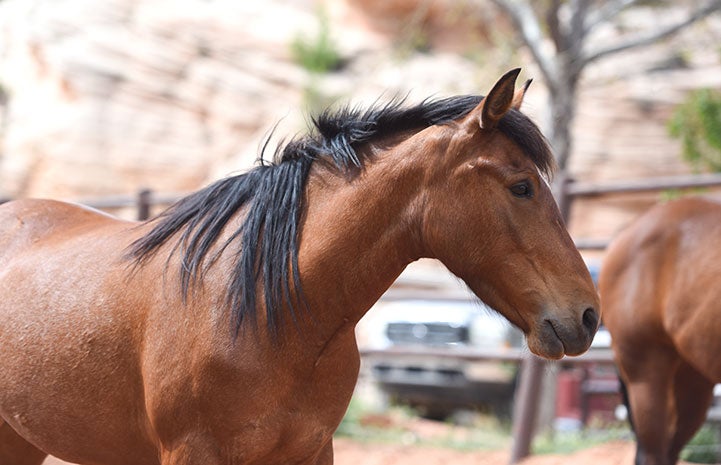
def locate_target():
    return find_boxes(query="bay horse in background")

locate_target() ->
[0,69,599,465]
[601,197,721,465]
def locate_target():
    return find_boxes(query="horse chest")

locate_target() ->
[145,334,360,463]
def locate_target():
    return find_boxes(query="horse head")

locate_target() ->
[419,69,599,359]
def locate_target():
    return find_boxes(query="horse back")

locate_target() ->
[0,198,132,260]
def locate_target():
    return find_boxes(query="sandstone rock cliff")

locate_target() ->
[0,0,719,244]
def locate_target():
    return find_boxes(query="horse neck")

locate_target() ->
[298,133,438,333]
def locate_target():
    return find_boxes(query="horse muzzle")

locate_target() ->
[527,306,599,359]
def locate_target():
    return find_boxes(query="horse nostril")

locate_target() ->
[582,307,599,335]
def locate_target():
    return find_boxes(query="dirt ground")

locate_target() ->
[41,440,712,465]
[37,413,715,465]
[332,438,636,465]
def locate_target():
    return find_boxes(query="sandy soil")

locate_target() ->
[42,439,712,465]
[38,414,715,465]
[332,438,636,465]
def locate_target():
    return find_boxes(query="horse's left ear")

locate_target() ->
[511,79,533,110]
[477,68,521,129]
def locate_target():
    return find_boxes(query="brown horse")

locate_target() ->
[601,197,721,465]
[0,69,599,465]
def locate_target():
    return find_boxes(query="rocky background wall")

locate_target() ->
[0,0,719,242]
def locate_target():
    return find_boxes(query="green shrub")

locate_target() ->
[680,425,721,464]
[291,9,342,74]
[668,88,721,172]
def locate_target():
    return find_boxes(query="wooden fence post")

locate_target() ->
[137,188,152,221]
[509,354,546,463]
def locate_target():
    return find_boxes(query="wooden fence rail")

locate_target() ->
[76,189,183,221]
[566,172,721,197]
[360,347,615,364]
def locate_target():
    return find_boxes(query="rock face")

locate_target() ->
[0,0,509,200]
[0,0,720,245]
[565,11,721,242]
[0,0,312,198]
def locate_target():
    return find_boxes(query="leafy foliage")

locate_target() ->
[668,88,721,172]
[680,425,721,463]
[291,8,342,74]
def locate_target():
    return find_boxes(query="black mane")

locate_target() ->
[128,95,554,336]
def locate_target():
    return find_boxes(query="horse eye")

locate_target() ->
[510,182,533,198]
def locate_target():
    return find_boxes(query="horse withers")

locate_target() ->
[601,197,721,465]
[0,69,598,465]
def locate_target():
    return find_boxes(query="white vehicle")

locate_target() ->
[359,261,613,420]
[361,299,524,419]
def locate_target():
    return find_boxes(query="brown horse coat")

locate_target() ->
[0,70,598,465]
[601,197,721,465]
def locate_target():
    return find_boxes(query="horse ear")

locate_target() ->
[477,68,521,129]
[511,79,533,110]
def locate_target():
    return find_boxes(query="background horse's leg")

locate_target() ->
[619,347,679,465]
[667,361,714,464]
[0,420,48,465]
